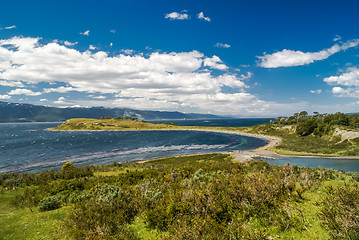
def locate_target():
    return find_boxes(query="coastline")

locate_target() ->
[48,126,359,160]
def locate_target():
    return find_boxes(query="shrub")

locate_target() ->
[61,162,74,171]
[320,185,359,239]
[38,194,63,212]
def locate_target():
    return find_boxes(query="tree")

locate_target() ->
[296,118,317,136]
[61,162,74,171]
[299,111,308,118]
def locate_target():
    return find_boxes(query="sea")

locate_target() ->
[1,118,359,173]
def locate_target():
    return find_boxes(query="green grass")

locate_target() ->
[238,124,359,157]
[49,118,181,131]
[0,189,72,240]
[1,153,359,239]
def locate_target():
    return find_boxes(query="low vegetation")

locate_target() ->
[1,154,359,239]
[239,112,359,156]
[50,118,180,131]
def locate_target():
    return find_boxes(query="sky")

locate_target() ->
[0,0,359,117]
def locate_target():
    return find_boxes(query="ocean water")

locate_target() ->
[150,118,274,127]
[0,121,267,173]
[1,119,358,174]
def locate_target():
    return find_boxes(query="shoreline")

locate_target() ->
[48,127,359,161]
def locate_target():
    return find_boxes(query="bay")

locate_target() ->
[1,118,358,174]
[0,121,266,173]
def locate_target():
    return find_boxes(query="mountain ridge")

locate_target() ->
[0,101,228,122]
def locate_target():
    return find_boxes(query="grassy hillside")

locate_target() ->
[1,154,359,239]
[238,112,359,156]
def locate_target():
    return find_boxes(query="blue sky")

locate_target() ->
[0,0,358,117]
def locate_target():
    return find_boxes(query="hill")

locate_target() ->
[0,101,227,122]
[239,111,359,156]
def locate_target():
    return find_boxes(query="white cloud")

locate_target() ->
[258,39,359,68]
[324,67,359,87]
[64,41,78,46]
[0,36,302,116]
[40,98,47,102]
[214,43,231,48]
[333,35,342,42]
[110,29,116,34]
[165,12,189,20]
[324,67,359,98]
[89,45,96,50]
[332,87,344,94]
[203,55,228,70]
[54,96,66,104]
[80,30,90,36]
[0,95,10,99]
[43,86,76,93]
[92,95,106,99]
[197,12,211,22]
[0,25,16,30]
[110,43,113,47]
[0,80,24,87]
[8,88,42,96]
[310,89,322,94]
[121,49,134,55]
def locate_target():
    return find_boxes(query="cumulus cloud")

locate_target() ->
[197,12,211,22]
[0,36,300,116]
[258,39,359,68]
[0,95,10,99]
[165,12,189,20]
[8,88,42,96]
[0,80,24,87]
[324,67,359,98]
[89,45,96,50]
[214,43,231,48]
[203,55,228,70]
[324,67,359,87]
[80,30,90,36]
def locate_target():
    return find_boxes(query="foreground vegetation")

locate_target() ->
[1,153,359,239]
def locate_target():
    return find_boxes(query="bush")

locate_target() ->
[61,162,74,171]
[320,185,359,239]
[38,194,63,212]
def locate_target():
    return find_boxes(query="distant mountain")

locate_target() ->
[0,101,228,122]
